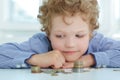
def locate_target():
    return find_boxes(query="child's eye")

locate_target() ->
[75,34,84,38]
[55,35,64,38]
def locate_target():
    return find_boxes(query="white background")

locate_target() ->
[0,0,120,43]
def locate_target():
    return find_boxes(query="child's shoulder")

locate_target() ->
[92,31,104,39]
[91,31,119,44]
[32,32,47,39]
[28,32,49,42]
[91,31,109,44]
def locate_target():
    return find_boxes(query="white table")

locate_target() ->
[0,68,120,80]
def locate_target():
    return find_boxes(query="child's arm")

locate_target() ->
[0,33,51,68]
[61,54,95,68]
[87,32,120,68]
[77,54,95,68]
[26,50,65,69]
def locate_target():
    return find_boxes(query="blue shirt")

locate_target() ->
[0,32,120,68]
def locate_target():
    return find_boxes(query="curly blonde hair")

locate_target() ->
[37,0,99,36]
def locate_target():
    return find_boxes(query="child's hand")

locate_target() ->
[78,54,95,68]
[26,50,65,69]
[62,62,74,69]
[61,54,95,68]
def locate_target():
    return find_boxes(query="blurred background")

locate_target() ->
[0,0,120,43]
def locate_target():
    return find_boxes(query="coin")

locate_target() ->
[51,70,58,76]
[51,72,58,76]
[31,66,42,73]
[73,61,83,73]
[74,61,83,68]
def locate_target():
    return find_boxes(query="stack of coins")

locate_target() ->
[73,61,83,73]
[51,69,58,76]
[31,65,42,73]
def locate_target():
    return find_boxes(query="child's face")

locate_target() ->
[49,14,90,62]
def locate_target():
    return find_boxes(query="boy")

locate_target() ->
[0,0,120,69]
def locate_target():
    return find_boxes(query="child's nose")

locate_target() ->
[65,38,75,48]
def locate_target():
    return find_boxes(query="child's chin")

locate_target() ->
[66,58,77,62]
[65,55,80,62]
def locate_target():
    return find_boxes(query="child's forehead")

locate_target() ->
[52,13,88,22]
[51,20,89,34]
[51,14,88,26]
[50,13,90,34]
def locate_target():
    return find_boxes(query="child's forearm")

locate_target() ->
[26,54,40,66]
[26,50,66,69]
[26,53,52,68]
[78,54,96,68]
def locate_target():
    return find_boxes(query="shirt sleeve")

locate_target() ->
[88,32,120,68]
[0,33,51,69]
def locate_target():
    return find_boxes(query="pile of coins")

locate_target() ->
[31,62,91,76]
[31,66,42,73]
[51,69,59,76]
[73,61,84,73]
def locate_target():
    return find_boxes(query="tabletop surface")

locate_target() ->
[0,68,120,80]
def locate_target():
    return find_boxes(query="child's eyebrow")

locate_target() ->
[76,31,89,34]
[53,31,64,33]
[54,30,87,33]
[76,30,88,33]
